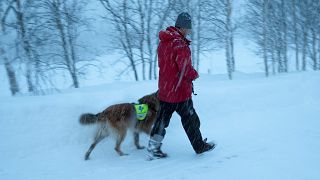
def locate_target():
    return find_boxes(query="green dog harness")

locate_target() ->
[134,104,149,121]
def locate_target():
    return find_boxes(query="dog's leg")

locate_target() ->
[114,129,128,156]
[85,126,108,160]
[134,132,145,149]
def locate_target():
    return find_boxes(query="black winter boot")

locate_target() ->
[196,138,216,154]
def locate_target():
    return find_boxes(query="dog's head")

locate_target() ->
[138,92,159,113]
[136,92,159,134]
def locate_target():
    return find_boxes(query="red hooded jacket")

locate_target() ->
[157,26,199,103]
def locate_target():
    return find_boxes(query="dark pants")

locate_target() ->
[150,99,205,153]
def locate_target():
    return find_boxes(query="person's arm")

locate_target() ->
[174,40,199,90]
[174,41,198,80]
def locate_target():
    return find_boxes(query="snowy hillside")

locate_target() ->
[1,72,320,180]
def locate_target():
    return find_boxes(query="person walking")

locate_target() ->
[147,12,215,159]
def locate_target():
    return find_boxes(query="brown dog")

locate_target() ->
[79,92,159,160]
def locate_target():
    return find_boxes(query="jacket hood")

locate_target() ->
[159,26,191,44]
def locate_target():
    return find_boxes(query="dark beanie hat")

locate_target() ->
[175,12,192,29]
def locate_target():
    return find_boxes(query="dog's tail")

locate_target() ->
[79,113,100,125]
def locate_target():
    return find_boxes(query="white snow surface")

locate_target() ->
[1,72,320,180]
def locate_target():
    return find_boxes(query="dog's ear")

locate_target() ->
[138,92,154,104]
[138,95,150,105]
[139,93,159,112]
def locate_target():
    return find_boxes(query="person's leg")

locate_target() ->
[150,101,175,138]
[148,101,175,157]
[176,99,206,153]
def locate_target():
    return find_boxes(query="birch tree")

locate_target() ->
[203,0,236,79]
[99,0,139,81]
[0,46,20,95]
[37,0,89,88]
[99,0,175,81]
[245,0,320,75]
[245,0,288,76]
[290,0,300,71]
[50,0,79,87]
[2,0,37,92]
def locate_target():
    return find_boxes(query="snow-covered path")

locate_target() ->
[1,72,320,180]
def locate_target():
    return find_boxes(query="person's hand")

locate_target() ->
[191,74,199,82]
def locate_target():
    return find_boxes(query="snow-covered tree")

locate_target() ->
[245,0,320,76]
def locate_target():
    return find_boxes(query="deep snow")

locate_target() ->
[1,72,320,180]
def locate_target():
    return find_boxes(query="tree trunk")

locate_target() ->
[301,1,308,72]
[100,0,139,81]
[281,0,288,72]
[292,0,300,71]
[230,33,235,72]
[271,49,276,75]
[318,34,320,70]
[311,29,317,70]
[64,1,79,88]
[123,0,138,81]
[262,0,269,77]
[225,0,233,80]
[277,29,284,73]
[153,0,172,79]
[195,0,201,72]
[311,28,318,71]
[146,0,154,80]
[16,0,34,92]
[302,30,307,71]
[190,29,195,67]
[3,54,20,95]
[54,0,79,87]
[138,0,146,80]
[277,47,282,73]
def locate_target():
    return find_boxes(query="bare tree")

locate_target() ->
[2,0,36,92]
[139,0,175,80]
[281,0,288,72]
[291,0,300,71]
[2,0,55,94]
[50,0,79,87]
[204,0,236,79]
[1,0,92,95]
[245,0,276,76]
[100,0,239,80]
[99,0,175,81]
[151,0,175,79]
[0,0,3,31]
[308,0,320,71]
[245,0,320,76]
[1,1,19,95]
[245,0,283,75]
[225,0,235,78]
[295,0,319,71]
[267,0,288,73]
[195,0,202,71]
[288,0,320,72]
[262,0,269,77]
[100,0,139,81]
[0,47,20,95]
[35,0,90,88]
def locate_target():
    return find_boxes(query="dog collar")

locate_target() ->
[134,104,149,121]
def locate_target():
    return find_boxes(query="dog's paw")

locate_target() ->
[119,152,129,156]
[116,150,129,156]
[137,145,145,150]
[84,153,90,160]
